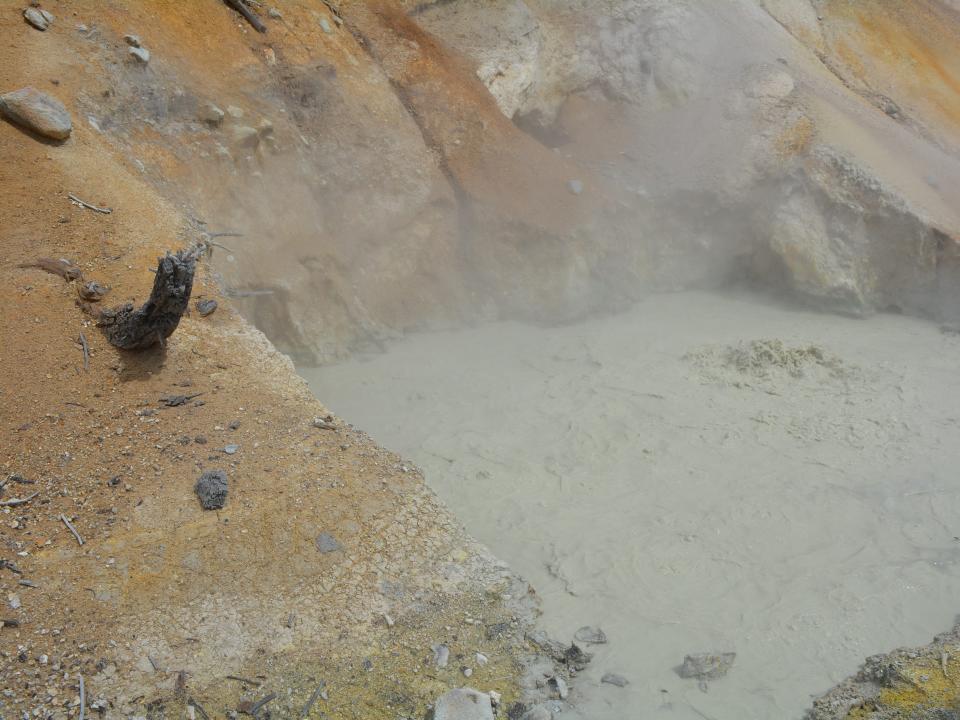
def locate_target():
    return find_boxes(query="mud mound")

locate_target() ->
[687,338,854,383]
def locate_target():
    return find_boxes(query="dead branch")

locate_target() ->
[68,193,112,214]
[18,258,83,281]
[98,250,196,351]
[189,699,211,720]
[60,514,85,546]
[0,491,39,507]
[301,681,326,718]
[78,333,90,371]
[223,0,267,32]
[226,675,262,686]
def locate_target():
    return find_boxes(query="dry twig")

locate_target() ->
[0,491,39,507]
[60,514,84,546]
[301,681,326,718]
[68,193,112,214]
[78,332,90,371]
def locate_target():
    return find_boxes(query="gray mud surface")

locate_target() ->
[304,291,960,719]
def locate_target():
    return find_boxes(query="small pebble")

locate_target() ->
[224,444,239,455]
[568,179,584,195]
[123,34,141,47]
[196,298,218,316]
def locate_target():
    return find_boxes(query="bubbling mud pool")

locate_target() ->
[301,291,960,720]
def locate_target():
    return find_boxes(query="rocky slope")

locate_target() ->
[0,3,580,719]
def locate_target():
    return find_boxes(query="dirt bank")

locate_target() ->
[0,5,568,719]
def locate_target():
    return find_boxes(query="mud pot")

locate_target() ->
[302,290,960,720]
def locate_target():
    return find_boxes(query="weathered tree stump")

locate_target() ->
[98,250,196,350]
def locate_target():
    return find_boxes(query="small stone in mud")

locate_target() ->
[123,34,141,47]
[223,444,239,455]
[195,470,228,510]
[196,298,218,317]
[433,688,494,720]
[0,87,72,140]
[23,7,53,31]
[228,420,240,430]
[194,435,207,444]
[315,532,342,554]
[313,415,335,430]
[268,8,283,19]
[564,643,593,670]
[574,625,608,644]
[568,179,584,195]
[601,672,629,687]
[678,652,736,681]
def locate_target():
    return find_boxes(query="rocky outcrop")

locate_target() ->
[808,623,960,719]
[12,0,958,361]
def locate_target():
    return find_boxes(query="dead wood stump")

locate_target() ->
[99,250,196,350]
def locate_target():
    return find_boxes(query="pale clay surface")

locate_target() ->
[306,291,960,720]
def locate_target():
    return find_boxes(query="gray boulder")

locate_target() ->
[0,87,72,140]
[433,688,494,720]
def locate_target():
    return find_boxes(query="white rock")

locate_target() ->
[0,87,71,140]
[432,643,450,668]
[129,46,150,64]
[23,7,52,31]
